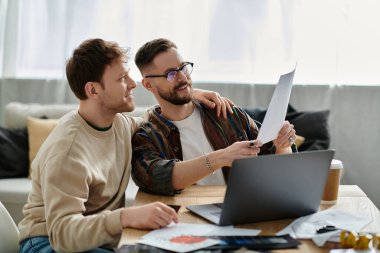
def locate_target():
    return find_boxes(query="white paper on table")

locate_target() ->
[142,223,261,240]
[137,223,261,252]
[276,209,372,246]
[257,67,295,144]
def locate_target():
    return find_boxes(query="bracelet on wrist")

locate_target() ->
[204,154,215,174]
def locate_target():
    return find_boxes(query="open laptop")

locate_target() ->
[187,150,335,226]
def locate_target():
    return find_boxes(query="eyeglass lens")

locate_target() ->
[167,63,193,82]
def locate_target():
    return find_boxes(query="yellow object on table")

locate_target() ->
[353,233,371,250]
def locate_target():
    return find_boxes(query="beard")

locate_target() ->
[157,81,193,105]
[99,93,135,114]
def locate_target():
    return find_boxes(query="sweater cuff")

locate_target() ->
[104,209,123,236]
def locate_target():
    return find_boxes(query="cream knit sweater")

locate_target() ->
[19,111,141,252]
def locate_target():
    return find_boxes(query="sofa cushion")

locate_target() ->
[5,102,150,129]
[5,102,78,129]
[0,178,32,224]
[243,105,330,151]
[27,117,58,177]
[0,178,32,204]
[0,127,29,179]
[285,109,330,151]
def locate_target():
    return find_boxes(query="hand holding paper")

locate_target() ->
[257,67,295,144]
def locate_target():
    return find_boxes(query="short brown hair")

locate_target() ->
[66,38,128,100]
[135,38,177,73]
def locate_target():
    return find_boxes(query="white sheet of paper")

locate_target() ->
[276,209,372,246]
[142,223,261,240]
[137,223,261,252]
[257,67,295,144]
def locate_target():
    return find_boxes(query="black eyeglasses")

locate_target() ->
[145,62,194,82]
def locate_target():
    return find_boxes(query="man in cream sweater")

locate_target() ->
[18,38,231,252]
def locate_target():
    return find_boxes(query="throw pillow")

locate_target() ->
[0,127,29,178]
[243,107,267,124]
[294,135,305,148]
[27,117,59,177]
[243,105,330,151]
[285,110,330,151]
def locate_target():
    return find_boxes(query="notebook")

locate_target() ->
[187,150,335,226]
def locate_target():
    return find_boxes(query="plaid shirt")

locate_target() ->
[131,101,273,195]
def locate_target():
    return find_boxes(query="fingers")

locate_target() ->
[224,140,260,166]
[220,100,227,119]
[192,89,217,109]
[204,91,233,118]
[192,89,234,118]
[224,97,235,107]
[214,94,223,118]
[245,140,261,156]
[123,202,178,230]
[201,91,222,117]
[274,121,296,148]
[222,97,234,118]
[238,140,262,154]
[246,146,260,156]
[199,97,216,110]
[160,203,179,223]
[218,96,235,118]
[152,202,178,228]
[249,139,263,148]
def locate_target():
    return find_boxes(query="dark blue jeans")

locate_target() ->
[20,236,114,253]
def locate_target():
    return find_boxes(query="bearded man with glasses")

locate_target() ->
[131,38,296,196]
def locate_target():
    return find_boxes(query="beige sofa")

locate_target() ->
[0,102,145,224]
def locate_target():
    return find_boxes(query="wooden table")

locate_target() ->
[118,185,380,252]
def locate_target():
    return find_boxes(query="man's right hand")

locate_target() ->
[121,202,178,229]
[222,140,263,167]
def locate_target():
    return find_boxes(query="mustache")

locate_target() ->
[174,81,190,90]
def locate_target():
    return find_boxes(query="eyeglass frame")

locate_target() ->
[144,62,194,82]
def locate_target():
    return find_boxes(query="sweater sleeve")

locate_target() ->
[40,154,123,252]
